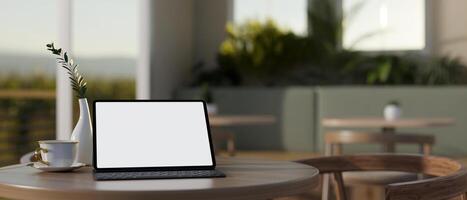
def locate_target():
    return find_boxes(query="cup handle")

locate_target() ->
[34,147,49,165]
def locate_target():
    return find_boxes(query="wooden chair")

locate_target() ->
[322,131,435,200]
[297,154,467,200]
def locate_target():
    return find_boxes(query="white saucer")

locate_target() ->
[32,162,86,172]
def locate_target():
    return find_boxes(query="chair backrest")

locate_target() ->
[325,131,435,156]
[298,154,467,200]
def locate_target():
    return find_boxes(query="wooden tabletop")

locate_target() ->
[209,115,276,126]
[0,158,319,200]
[322,117,455,128]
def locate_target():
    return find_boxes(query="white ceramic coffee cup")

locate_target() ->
[34,140,78,167]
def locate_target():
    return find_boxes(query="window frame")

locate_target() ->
[340,0,433,55]
[56,0,147,139]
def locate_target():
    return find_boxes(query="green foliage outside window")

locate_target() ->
[0,74,135,166]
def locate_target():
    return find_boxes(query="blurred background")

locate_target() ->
[0,0,467,168]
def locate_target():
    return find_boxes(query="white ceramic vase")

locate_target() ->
[384,104,402,121]
[70,98,93,165]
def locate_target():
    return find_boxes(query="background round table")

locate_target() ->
[209,115,276,156]
[322,117,455,129]
[0,158,319,200]
[209,115,276,127]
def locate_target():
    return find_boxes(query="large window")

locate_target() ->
[0,0,58,75]
[233,0,308,34]
[73,0,137,119]
[73,0,137,79]
[0,0,138,165]
[0,0,58,165]
[343,0,426,51]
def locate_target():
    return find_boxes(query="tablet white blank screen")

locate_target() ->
[95,102,213,168]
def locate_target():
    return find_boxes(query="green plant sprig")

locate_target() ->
[46,42,87,98]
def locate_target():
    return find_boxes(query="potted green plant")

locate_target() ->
[47,43,92,165]
[199,82,217,114]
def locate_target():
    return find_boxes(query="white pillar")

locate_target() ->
[150,0,194,99]
[227,0,234,21]
[136,0,152,99]
[56,0,73,140]
[193,0,231,68]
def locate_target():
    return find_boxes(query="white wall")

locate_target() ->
[433,0,467,64]
[193,0,230,69]
[149,0,194,99]
[142,0,229,99]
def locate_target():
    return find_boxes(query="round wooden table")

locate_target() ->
[0,158,319,200]
[322,117,455,152]
[209,115,276,156]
